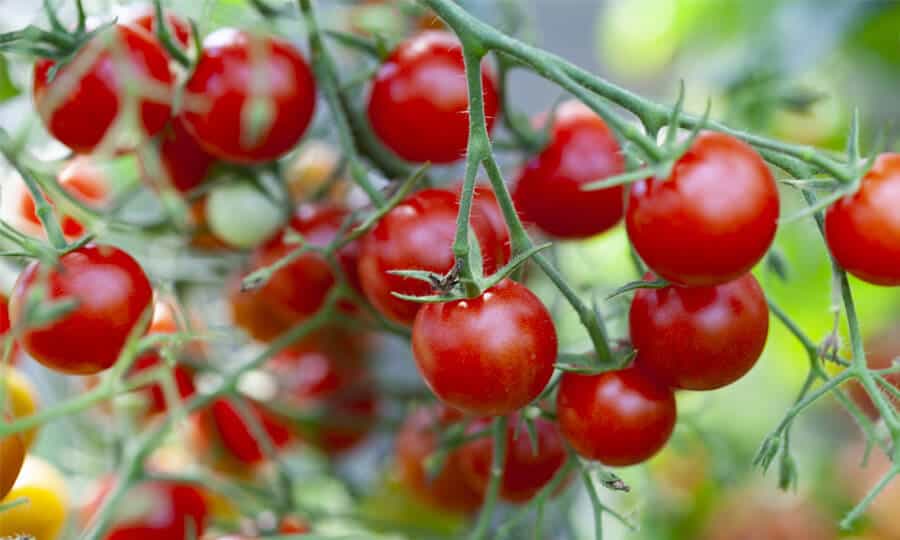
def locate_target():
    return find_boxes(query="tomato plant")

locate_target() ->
[118,4,192,49]
[192,398,292,468]
[140,117,215,195]
[367,31,499,164]
[1,367,39,448]
[205,180,285,249]
[0,456,69,540]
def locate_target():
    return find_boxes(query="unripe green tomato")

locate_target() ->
[205,182,285,249]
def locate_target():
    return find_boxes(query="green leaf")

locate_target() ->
[0,54,19,103]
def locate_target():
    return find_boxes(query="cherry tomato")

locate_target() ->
[0,420,24,501]
[17,156,109,239]
[367,31,499,164]
[193,398,292,467]
[825,153,900,285]
[227,271,296,342]
[0,294,13,356]
[458,414,569,503]
[205,181,286,249]
[847,323,900,418]
[83,477,208,540]
[182,29,316,164]
[269,348,377,454]
[359,188,502,326]
[188,196,233,251]
[10,244,153,375]
[626,132,779,286]
[395,404,484,513]
[0,456,69,540]
[412,279,557,415]
[140,117,215,194]
[557,367,676,466]
[118,4,192,49]
[514,100,625,239]
[630,273,769,390]
[284,141,347,203]
[1,368,40,448]
[33,24,174,153]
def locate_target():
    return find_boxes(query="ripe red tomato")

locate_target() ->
[557,367,676,466]
[140,117,215,194]
[33,24,174,153]
[193,398,292,466]
[366,31,499,164]
[825,153,900,285]
[847,324,900,418]
[83,477,208,540]
[412,279,557,415]
[514,100,626,239]
[0,294,19,362]
[395,404,484,513]
[458,414,569,503]
[17,156,109,239]
[10,244,153,375]
[182,29,316,164]
[118,4,192,49]
[626,132,779,287]
[630,273,769,390]
[359,188,502,325]
[269,348,377,453]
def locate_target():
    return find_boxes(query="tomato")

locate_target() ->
[182,29,316,164]
[284,141,347,203]
[192,398,292,467]
[0,293,13,358]
[366,31,499,164]
[630,273,769,390]
[395,404,484,513]
[33,24,174,153]
[83,477,208,540]
[0,421,24,501]
[0,455,69,540]
[9,244,153,375]
[359,188,502,326]
[269,347,377,454]
[227,271,295,342]
[188,196,232,251]
[458,414,569,504]
[17,156,109,239]
[513,100,625,239]
[205,181,286,249]
[557,367,676,466]
[847,323,900,417]
[1,368,40,448]
[140,117,215,194]
[626,132,779,286]
[118,4,192,49]
[839,439,900,538]
[824,153,900,286]
[412,279,557,415]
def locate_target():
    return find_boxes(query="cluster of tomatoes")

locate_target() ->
[2,1,900,539]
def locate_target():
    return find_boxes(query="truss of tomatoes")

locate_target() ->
[4,1,900,533]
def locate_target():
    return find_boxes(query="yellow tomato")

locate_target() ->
[0,455,69,540]
[2,367,40,448]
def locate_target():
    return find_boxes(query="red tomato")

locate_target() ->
[18,156,109,238]
[250,203,360,322]
[140,117,215,194]
[395,404,484,513]
[269,348,377,453]
[359,188,502,326]
[0,294,19,362]
[33,24,174,153]
[626,132,779,286]
[118,4,192,48]
[10,244,153,375]
[514,100,625,239]
[366,31,499,164]
[825,153,900,285]
[83,477,208,540]
[630,273,769,390]
[847,324,900,418]
[182,29,316,164]
[412,279,557,415]
[557,367,676,466]
[458,414,569,503]
[194,398,293,466]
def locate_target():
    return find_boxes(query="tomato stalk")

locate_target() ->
[468,415,508,540]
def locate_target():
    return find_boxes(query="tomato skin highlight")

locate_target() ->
[359,188,502,326]
[557,367,676,466]
[33,24,174,153]
[182,29,317,164]
[412,279,557,416]
[366,31,499,164]
[630,273,769,390]
[514,100,625,239]
[825,153,900,286]
[626,132,779,286]
[10,244,153,375]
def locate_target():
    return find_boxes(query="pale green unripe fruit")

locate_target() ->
[205,182,285,249]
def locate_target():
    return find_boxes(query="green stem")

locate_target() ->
[469,416,508,540]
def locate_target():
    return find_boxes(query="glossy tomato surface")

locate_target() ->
[33,24,174,153]
[10,244,153,375]
[825,153,900,286]
[626,132,779,286]
[182,29,316,163]
[630,273,769,390]
[200,398,293,466]
[514,100,625,239]
[359,188,502,325]
[367,31,499,164]
[459,414,569,503]
[412,279,557,415]
[557,367,676,466]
